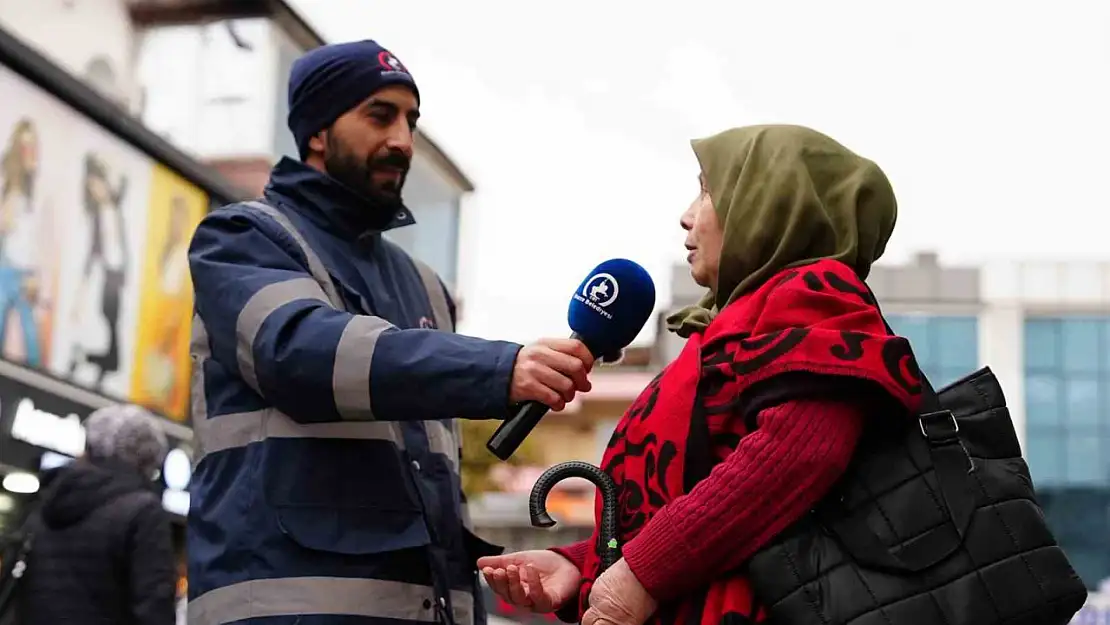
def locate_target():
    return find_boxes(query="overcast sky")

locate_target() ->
[289,0,1110,344]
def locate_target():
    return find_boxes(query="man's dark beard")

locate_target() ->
[323,133,409,211]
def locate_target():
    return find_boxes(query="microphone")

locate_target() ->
[486,259,656,461]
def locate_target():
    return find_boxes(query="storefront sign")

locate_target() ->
[0,372,193,516]
[8,396,86,456]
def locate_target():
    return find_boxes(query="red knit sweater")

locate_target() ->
[551,397,863,602]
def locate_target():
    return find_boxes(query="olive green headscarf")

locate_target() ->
[667,124,898,338]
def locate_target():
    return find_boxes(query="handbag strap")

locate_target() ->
[827,285,978,572]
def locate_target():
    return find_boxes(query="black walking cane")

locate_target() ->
[529,461,621,574]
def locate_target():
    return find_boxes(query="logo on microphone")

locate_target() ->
[574,273,619,319]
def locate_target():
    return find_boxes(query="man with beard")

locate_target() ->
[186,41,595,625]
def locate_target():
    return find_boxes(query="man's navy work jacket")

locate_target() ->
[186,157,521,625]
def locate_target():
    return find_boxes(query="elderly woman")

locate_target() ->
[15,404,177,625]
[478,125,922,625]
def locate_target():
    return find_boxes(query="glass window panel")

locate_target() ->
[1063,377,1101,428]
[1024,319,1059,372]
[935,317,979,371]
[1023,427,1064,488]
[1059,493,1110,544]
[916,364,942,386]
[887,315,933,367]
[937,367,970,390]
[1061,319,1101,374]
[1025,375,1063,428]
[1101,318,1110,373]
[1104,439,1110,488]
[1044,488,1110,588]
[1064,430,1104,485]
[1059,546,1110,590]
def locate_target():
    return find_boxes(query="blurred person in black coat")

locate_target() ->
[15,403,176,625]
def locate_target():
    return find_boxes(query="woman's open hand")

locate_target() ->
[479,550,581,613]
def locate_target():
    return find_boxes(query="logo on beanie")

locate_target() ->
[378,50,409,75]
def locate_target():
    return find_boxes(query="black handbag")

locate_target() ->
[737,365,1089,625]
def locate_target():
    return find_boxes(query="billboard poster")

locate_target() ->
[50,119,153,399]
[129,164,205,422]
[0,63,206,422]
[0,86,72,373]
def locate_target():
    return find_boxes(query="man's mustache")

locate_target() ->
[370,151,410,173]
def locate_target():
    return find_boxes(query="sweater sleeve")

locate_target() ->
[620,398,864,602]
[550,540,591,572]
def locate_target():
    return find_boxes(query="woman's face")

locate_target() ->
[680,173,723,289]
[17,127,38,175]
[88,174,110,205]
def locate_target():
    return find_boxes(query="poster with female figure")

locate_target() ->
[129,164,206,422]
[49,115,151,398]
[0,119,47,367]
[0,81,73,371]
[68,153,131,386]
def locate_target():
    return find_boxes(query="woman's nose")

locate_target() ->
[679,208,694,231]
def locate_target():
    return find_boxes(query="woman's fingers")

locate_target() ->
[506,565,532,607]
[485,566,536,609]
[482,567,512,601]
[477,556,506,569]
[484,564,558,612]
[522,564,554,612]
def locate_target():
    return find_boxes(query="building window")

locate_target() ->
[1023,316,1110,588]
[884,314,979,388]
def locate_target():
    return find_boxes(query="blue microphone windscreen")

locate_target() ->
[567,258,656,356]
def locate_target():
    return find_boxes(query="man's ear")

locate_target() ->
[308,129,327,156]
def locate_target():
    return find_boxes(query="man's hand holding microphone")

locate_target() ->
[510,338,595,412]
[488,259,655,461]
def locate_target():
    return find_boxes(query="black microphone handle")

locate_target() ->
[486,401,548,461]
[485,332,596,461]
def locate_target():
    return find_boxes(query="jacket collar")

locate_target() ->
[263,157,416,241]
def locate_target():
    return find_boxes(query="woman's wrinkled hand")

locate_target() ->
[582,559,657,625]
[478,550,581,613]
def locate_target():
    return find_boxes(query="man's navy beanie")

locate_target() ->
[287,39,420,159]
